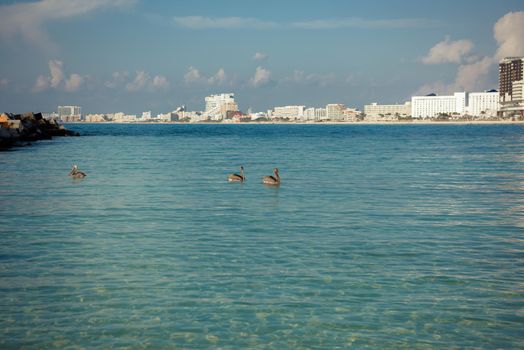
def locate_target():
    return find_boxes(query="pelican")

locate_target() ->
[227,166,245,182]
[263,168,280,185]
[69,165,86,179]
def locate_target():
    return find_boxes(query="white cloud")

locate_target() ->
[173,16,439,30]
[48,59,64,88]
[454,57,493,91]
[494,11,524,60]
[33,75,49,92]
[253,52,268,61]
[250,67,272,87]
[152,75,170,89]
[184,66,229,86]
[0,78,8,89]
[0,0,136,49]
[125,71,170,91]
[416,12,522,95]
[126,71,151,91]
[105,71,129,89]
[414,57,494,95]
[174,16,277,29]
[65,73,84,92]
[32,59,86,92]
[422,36,474,64]
[184,66,202,84]
[207,68,227,85]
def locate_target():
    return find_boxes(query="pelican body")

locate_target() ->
[263,168,280,185]
[69,165,86,179]
[228,166,245,182]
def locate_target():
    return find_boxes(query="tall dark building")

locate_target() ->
[499,57,524,117]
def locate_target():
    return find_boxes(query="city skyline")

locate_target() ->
[0,0,523,114]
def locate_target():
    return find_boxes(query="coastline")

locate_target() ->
[65,120,524,125]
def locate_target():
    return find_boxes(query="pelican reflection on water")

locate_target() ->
[227,166,245,182]
[263,168,280,185]
[69,165,86,179]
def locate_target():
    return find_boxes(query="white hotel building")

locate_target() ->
[326,104,346,121]
[272,105,305,120]
[58,105,82,122]
[411,91,499,118]
[204,93,238,120]
[364,102,411,117]
[468,91,499,117]
[411,92,466,118]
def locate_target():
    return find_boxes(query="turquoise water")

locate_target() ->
[1,124,523,349]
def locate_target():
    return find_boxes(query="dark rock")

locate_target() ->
[0,111,79,150]
[0,128,14,148]
[22,112,34,120]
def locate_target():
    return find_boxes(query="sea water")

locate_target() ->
[1,124,523,349]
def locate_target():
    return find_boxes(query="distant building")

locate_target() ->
[181,111,205,123]
[205,93,237,120]
[156,113,174,122]
[272,105,305,120]
[499,57,524,117]
[110,113,137,122]
[468,91,499,117]
[314,108,327,121]
[411,93,467,118]
[326,104,346,121]
[58,105,81,122]
[84,114,106,122]
[304,107,315,120]
[141,111,152,120]
[342,108,359,121]
[364,102,411,117]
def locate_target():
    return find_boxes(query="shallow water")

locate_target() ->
[1,124,523,349]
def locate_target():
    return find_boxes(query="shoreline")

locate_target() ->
[66,120,524,125]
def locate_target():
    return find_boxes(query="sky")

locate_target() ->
[0,0,523,115]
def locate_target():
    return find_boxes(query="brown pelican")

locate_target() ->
[69,165,86,179]
[227,166,245,182]
[263,168,280,185]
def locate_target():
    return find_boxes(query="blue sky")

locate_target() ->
[0,0,523,114]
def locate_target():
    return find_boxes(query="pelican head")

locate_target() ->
[69,164,86,178]
[69,165,78,176]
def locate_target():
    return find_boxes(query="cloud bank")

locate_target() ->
[0,0,135,49]
[126,71,170,92]
[184,66,230,86]
[250,67,272,87]
[32,59,85,92]
[422,37,474,64]
[494,11,524,60]
[417,11,524,95]
[173,16,440,30]
[252,52,268,61]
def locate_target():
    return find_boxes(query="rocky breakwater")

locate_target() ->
[0,112,79,150]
